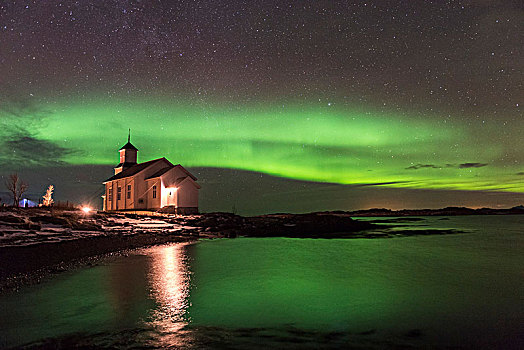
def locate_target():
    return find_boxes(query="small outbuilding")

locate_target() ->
[102,135,200,214]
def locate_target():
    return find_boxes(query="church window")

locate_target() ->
[117,186,121,200]
[108,188,112,201]
[152,185,157,199]
[127,184,131,199]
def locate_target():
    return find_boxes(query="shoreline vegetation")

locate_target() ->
[1,206,522,290]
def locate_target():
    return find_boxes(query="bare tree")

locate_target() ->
[42,185,54,206]
[5,173,28,207]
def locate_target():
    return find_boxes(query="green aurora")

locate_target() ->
[1,0,522,208]
[25,95,522,193]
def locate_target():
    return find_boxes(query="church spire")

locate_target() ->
[115,131,138,175]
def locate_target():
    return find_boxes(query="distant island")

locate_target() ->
[336,205,524,217]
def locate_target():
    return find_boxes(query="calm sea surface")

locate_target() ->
[0,215,522,349]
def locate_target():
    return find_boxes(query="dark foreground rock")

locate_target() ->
[177,212,378,238]
[241,213,375,238]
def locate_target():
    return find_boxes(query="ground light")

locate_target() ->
[81,206,92,214]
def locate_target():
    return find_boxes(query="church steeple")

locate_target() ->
[114,130,138,175]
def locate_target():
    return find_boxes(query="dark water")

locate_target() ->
[0,216,522,349]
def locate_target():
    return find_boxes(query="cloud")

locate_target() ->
[355,181,410,187]
[459,163,488,168]
[0,94,77,169]
[406,163,489,170]
[406,164,441,170]
[1,133,77,167]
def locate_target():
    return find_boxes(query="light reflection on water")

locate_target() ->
[145,244,193,348]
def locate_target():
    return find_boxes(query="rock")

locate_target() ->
[0,215,25,224]
[226,230,239,238]
[31,215,71,227]
[18,222,41,231]
[71,221,101,231]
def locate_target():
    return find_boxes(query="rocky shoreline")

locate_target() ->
[0,207,468,290]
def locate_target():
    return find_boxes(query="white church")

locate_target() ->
[102,135,200,214]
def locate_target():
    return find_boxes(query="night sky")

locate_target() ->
[1,1,523,213]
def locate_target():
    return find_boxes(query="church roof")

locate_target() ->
[174,175,202,189]
[119,141,138,151]
[103,158,170,182]
[144,164,198,181]
[174,164,198,181]
[114,161,137,168]
[145,167,172,180]
[174,176,188,185]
